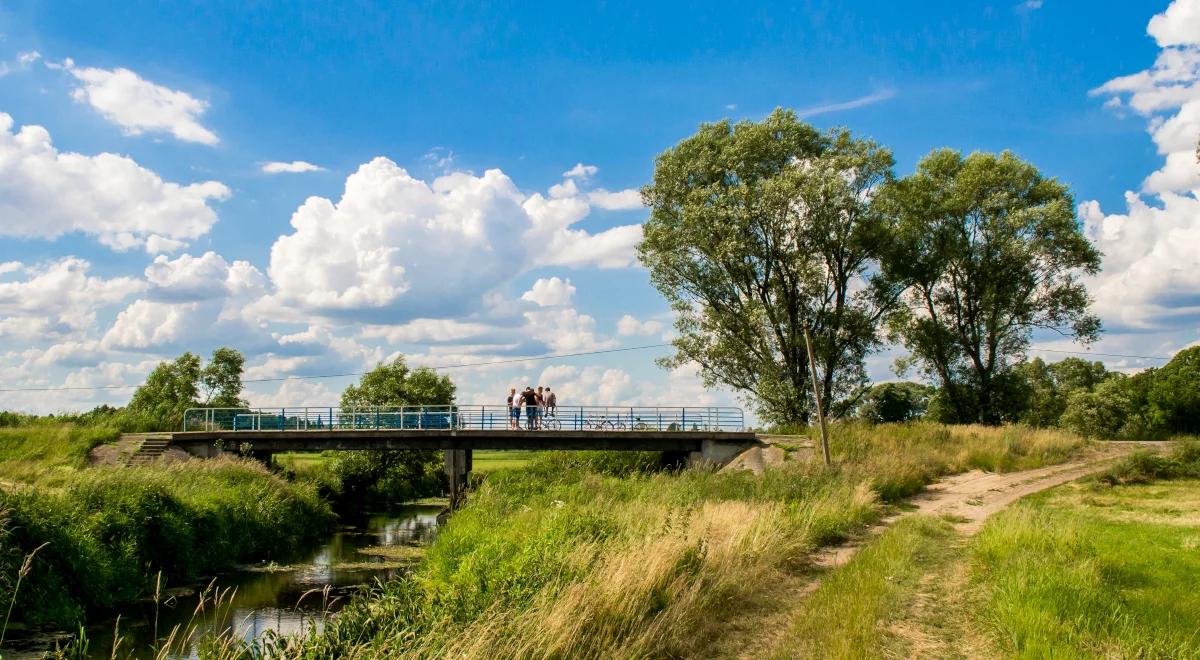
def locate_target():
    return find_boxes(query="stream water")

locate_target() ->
[3,505,442,658]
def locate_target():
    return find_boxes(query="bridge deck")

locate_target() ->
[165,429,758,453]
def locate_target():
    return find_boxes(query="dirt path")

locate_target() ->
[813,440,1163,571]
[719,441,1166,659]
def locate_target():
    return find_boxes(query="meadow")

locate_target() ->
[220,422,1088,658]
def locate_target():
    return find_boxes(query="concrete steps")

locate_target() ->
[126,435,172,466]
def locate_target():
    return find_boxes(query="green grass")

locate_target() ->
[971,479,1200,658]
[0,424,119,485]
[772,515,957,659]
[204,422,1087,659]
[0,425,334,628]
[472,450,538,474]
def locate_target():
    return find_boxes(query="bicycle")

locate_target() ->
[540,410,562,431]
[584,415,626,431]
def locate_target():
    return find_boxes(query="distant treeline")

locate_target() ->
[842,346,1199,439]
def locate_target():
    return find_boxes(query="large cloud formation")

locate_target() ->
[268,157,642,320]
[1084,0,1200,340]
[0,113,229,252]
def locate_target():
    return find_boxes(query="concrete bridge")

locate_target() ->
[152,405,760,507]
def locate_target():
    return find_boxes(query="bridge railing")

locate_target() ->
[181,405,745,433]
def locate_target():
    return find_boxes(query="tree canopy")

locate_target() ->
[880,149,1102,425]
[127,348,247,429]
[639,108,897,425]
[339,356,456,408]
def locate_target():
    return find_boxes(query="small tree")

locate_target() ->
[126,348,247,429]
[333,355,456,507]
[127,352,202,428]
[200,347,247,407]
[880,150,1102,425]
[852,382,934,423]
[340,356,455,408]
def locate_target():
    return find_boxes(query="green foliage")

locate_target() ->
[329,355,458,507]
[880,149,1102,425]
[1053,353,1200,440]
[639,108,898,425]
[1094,441,1200,485]
[0,459,332,628]
[328,449,444,509]
[1014,357,1116,428]
[126,348,248,430]
[1146,346,1200,435]
[848,382,934,423]
[339,355,455,408]
[199,347,248,407]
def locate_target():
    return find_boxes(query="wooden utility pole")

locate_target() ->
[803,324,832,466]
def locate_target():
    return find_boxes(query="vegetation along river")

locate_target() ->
[3,505,441,658]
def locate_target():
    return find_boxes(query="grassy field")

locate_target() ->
[762,440,1200,659]
[972,479,1200,657]
[275,449,538,475]
[0,424,334,629]
[181,421,1088,658]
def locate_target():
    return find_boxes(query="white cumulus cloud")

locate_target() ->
[267,157,642,319]
[563,163,598,179]
[65,62,219,145]
[0,258,144,341]
[616,314,664,336]
[521,277,576,307]
[1085,0,1200,341]
[0,113,230,252]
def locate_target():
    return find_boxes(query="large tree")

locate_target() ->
[639,109,897,425]
[880,150,1102,425]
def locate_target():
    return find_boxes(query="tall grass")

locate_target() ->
[0,458,333,627]
[0,424,119,485]
[214,422,1084,658]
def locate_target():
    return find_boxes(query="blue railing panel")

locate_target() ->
[183,405,744,433]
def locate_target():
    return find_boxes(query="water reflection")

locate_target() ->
[2,506,441,659]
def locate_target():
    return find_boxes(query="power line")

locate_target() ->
[0,343,674,393]
[0,342,1175,395]
[1025,347,1171,361]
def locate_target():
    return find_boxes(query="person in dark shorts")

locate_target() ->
[545,387,556,416]
[521,387,539,430]
[535,386,546,429]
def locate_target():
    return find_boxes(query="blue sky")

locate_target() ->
[0,0,1197,415]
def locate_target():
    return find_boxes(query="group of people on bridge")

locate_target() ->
[507,386,557,430]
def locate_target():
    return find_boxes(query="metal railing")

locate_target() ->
[182,405,744,433]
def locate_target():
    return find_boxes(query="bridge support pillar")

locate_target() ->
[688,439,757,469]
[444,449,472,510]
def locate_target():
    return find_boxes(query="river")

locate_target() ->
[3,505,442,658]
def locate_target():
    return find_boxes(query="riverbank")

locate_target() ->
[0,424,334,631]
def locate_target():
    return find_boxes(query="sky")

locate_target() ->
[0,0,1197,417]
